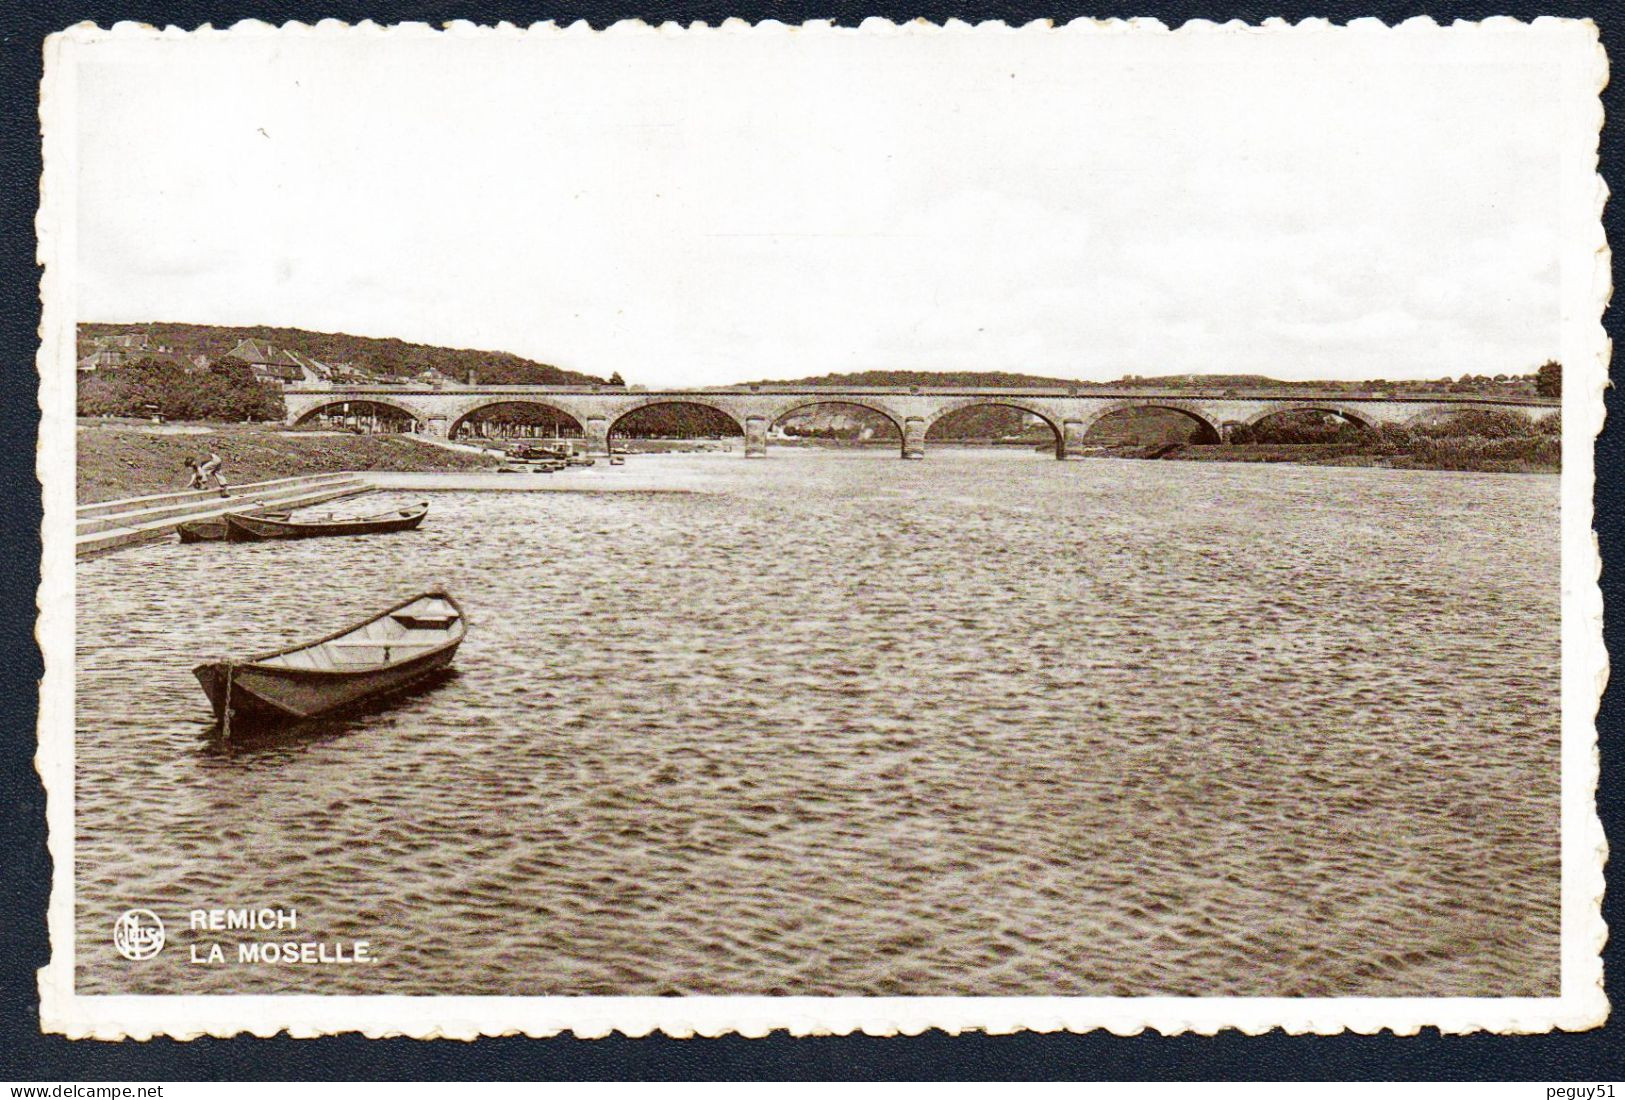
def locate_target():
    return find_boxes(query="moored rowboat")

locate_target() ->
[177,510,289,542]
[224,502,429,542]
[194,589,466,735]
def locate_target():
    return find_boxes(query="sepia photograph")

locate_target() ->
[35,17,1607,1038]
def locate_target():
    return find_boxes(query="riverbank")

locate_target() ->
[77,420,500,502]
[364,468,713,493]
[1058,434,1559,474]
[1140,437,1557,474]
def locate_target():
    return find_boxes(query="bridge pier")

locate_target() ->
[425,415,448,438]
[745,416,768,458]
[902,417,926,459]
[1061,419,1087,459]
[585,417,610,456]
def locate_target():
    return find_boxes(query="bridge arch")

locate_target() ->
[766,397,908,440]
[447,399,587,441]
[1397,402,1553,434]
[1242,402,1376,431]
[1398,401,1539,422]
[925,397,1063,436]
[1082,400,1224,444]
[923,398,1065,458]
[608,397,747,437]
[290,398,430,431]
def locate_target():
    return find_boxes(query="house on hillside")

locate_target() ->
[320,360,360,381]
[77,339,205,373]
[284,349,338,383]
[78,332,160,371]
[77,348,126,372]
[224,338,326,386]
[413,367,462,388]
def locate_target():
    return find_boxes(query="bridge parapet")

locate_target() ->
[286,383,1557,404]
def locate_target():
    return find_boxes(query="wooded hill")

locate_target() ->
[77,322,605,386]
[744,370,1090,389]
[744,368,1547,396]
[81,325,1550,397]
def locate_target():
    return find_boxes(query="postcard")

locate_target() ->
[36,17,1608,1038]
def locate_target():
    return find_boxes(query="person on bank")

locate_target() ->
[199,450,229,496]
[184,452,230,496]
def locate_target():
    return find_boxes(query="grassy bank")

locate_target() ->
[1072,410,1561,474]
[1075,438,1560,474]
[1142,438,1559,474]
[77,420,499,502]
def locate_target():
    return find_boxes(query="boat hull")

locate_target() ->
[194,638,461,727]
[177,518,228,542]
[178,511,288,542]
[498,461,562,474]
[224,506,427,542]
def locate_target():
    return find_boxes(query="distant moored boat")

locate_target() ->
[224,502,428,541]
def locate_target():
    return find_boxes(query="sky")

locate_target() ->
[68,23,1577,386]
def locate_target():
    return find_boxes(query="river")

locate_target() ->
[74,449,1560,997]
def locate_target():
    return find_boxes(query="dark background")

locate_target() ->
[1,0,1619,1081]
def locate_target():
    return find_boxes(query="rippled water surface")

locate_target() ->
[75,451,1560,996]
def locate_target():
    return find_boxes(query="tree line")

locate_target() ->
[78,358,285,421]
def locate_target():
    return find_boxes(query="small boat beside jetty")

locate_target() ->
[195,589,466,735]
[506,442,595,467]
[224,502,429,541]
[177,510,288,542]
[497,450,566,473]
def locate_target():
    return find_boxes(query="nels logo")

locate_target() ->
[113,908,165,961]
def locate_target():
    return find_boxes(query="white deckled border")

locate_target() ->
[34,15,1610,1040]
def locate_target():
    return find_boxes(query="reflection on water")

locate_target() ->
[75,450,1560,996]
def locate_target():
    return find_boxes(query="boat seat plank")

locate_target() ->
[391,613,459,629]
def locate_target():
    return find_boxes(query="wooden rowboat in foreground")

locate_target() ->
[194,589,466,736]
[224,502,429,541]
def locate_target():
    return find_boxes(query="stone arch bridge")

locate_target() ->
[283,385,1557,459]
